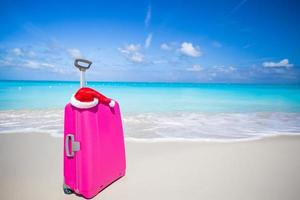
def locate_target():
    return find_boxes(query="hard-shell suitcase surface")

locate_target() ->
[63,59,126,198]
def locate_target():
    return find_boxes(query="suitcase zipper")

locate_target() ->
[75,110,80,194]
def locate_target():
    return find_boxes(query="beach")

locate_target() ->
[1,133,300,200]
[1,81,300,199]
[1,0,300,199]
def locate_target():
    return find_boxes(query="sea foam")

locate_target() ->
[1,109,299,140]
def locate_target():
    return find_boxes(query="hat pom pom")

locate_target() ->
[109,100,115,108]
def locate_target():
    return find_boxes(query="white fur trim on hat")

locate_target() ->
[109,100,116,108]
[70,95,99,109]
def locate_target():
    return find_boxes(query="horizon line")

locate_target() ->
[0,79,299,85]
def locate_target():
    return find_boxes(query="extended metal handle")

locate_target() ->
[65,134,80,157]
[74,59,92,71]
[74,59,92,88]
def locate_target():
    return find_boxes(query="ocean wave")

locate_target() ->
[0,109,300,140]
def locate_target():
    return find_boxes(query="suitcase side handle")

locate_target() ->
[65,134,80,157]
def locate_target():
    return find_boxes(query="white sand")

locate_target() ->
[0,134,300,200]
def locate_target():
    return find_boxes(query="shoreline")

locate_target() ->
[2,109,300,139]
[1,131,300,143]
[1,133,300,200]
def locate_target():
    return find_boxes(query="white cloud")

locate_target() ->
[23,60,40,69]
[213,65,236,73]
[231,0,247,14]
[127,44,140,52]
[118,44,140,54]
[186,64,203,72]
[119,44,140,54]
[0,42,76,75]
[67,48,82,59]
[130,52,144,63]
[179,42,202,57]
[23,60,55,69]
[28,51,36,57]
[263,59,293,68]
[11,48,36,57]
[12,48,23,56]
[228,66,236,71]
[161,43,172,50]
[153,60,168,64]
[212,41,222,48]
[0,57,13,66]
[145,33,153,48]
[144,5,151,27]
[118,44,145,63]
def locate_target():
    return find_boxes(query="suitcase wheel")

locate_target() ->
[63,183,73,195]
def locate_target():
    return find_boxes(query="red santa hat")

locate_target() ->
[70,87,115,109]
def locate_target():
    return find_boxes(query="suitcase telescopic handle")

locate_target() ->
[74,59,93,88]
[74,59,92,71]
[65,134,80,157]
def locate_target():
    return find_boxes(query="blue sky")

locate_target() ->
[0,0,299,83]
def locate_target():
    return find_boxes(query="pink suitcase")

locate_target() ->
[63,59,126,198]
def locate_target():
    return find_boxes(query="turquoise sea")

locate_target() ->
[1,80,300,140]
